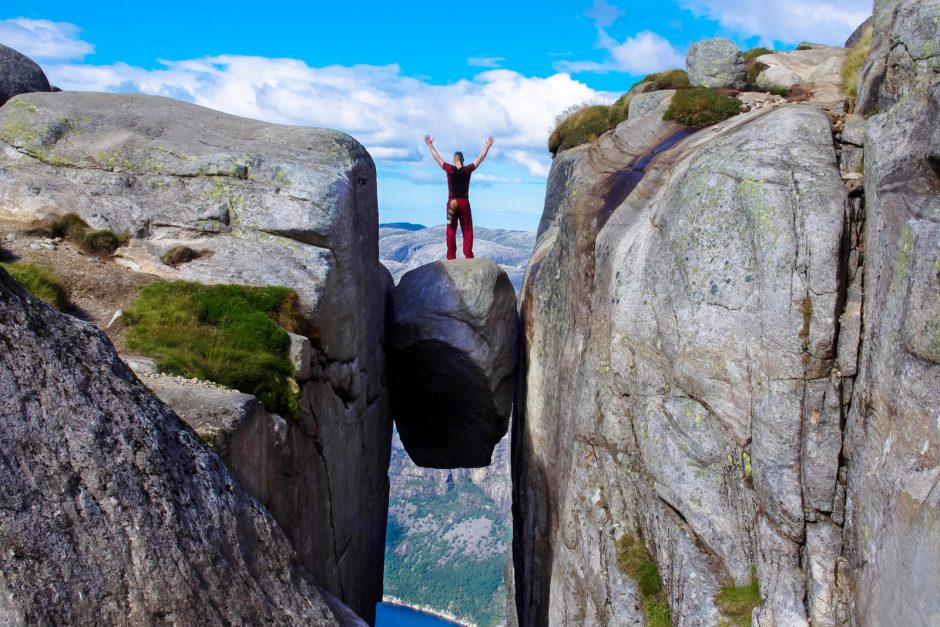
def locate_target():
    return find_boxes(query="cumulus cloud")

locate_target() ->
[0,18,94,61]
[42,56,603,178]
[468,56,505,68]
[678,0,871,46]
[556,29,686,76]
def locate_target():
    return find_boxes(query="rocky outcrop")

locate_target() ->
[842,1,940,624]
[389,259,518,468]
[686,37,747,90]
[0,92,391,623]
[755,47,847,109]
[856,0,939,115]
[515,4,939,625]
[0,44,51,107]
[0,268,355,625]
[514,77,861,624]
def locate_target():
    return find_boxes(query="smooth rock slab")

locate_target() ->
[0,44,51,106]
[389,259,518,468]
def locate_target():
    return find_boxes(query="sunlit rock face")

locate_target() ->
[389,259,518,469]
[0,90,392,624]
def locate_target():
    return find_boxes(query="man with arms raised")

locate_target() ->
[424,135,495,259]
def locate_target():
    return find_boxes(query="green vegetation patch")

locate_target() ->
[384,483,510,626]
[161,245,204,268]
[742,47,773,62]
[843,23,874,98]
[0,262,70,310]
[84,229,129,255]
[634,69,690,92]
[124,281,300,416]
[617,533,671,626]
[663,87,743,127]
[42,212,129,256]
[716,572,763,627]
[548,99,631,156]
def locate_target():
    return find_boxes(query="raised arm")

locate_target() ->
[424,134,446,167]
[472,136,495,168]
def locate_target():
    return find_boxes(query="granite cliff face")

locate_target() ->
[513,3,938,625]
[0,91,391,623]
[0,269,360,626]
[844,0,940,624]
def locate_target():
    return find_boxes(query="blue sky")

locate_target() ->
[1,1,869,231]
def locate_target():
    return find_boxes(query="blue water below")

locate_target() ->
[376,602,465,626]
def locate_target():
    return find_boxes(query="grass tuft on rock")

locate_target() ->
[41,212,129,256]
[716,571,764,627]
[0,262,70,310]
[663,87,743,127]
[617,533,671,626]
[84,229,129,255]
[48,212,89,241]
[743,47,773,62]
[548,100,631,156]
[634,69,690,92]
[842,23,874,98]
[161,245,204,268]
[124,281,300,417]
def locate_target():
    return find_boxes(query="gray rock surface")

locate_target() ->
[0,44,51,107]
[843,3,940,624]
[0,268,349,625]
[0,91,392,623]
[845,16,874,48]
[514,85,857,625]
[856,0,940,114]
[628,89,675,121]
[390,259,518,468]
[755,47,847,108]
[686,37,747,89]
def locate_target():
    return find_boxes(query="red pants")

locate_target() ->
[446,197,474,259]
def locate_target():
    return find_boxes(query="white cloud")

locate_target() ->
[468,56,505,68]
[556,30,686,76]
[679,0,871,46]
[42,56,603,183]
[0,18,94,61]
[585,0,624,28]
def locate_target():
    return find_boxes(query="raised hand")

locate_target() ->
[485,136,495,147]
[424,134,434,146]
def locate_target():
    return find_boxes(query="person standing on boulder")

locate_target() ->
[423,134,495,260]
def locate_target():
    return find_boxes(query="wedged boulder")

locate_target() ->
[0,91,391,623]
[0,44,51,107]
[0,268,354,625]
[686,37,747,89]
[389,259,518,468]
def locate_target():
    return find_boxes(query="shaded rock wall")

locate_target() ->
[0,92,391,623]
[843,1,940,624]
[0,269,351,625]
[514,91,862,625]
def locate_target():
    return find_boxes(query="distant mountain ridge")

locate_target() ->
[379,225,535,292]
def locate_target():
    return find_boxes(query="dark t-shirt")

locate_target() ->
[443,162,476,199]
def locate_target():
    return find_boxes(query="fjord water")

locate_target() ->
[376,602,465,626]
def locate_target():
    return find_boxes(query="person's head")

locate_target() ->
[453,151,464,167]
